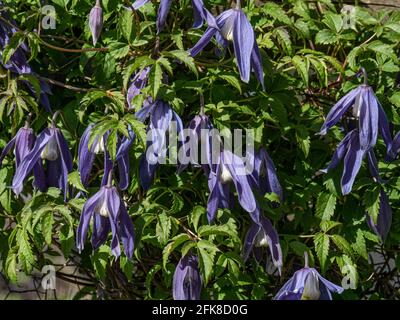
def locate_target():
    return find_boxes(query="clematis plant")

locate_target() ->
[274,253,344,300]
[172,254,202,300]
[189,0,264,88]
[12,111,73,200]
[76,170,135,258]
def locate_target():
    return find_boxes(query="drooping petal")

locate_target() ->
[12,128,53,195]
[119,203,135,259]
[366,190,392,243]
[316,271,344,299]
[76,188,105,252]
[0,135,16,165]
[386,131,400,161]
[242,223,259,262]
[274,268,311,300]
[189,27,218,57]
[191,0,217,29]
[250,40,265,89]
[54,128,73,200]
[222,150,256,213]
[367,150,382,183]
[377,100,392,152]
[320,130,353,173]
[358,87,378,151]
[105,187,122,258]
[156,0,173,34]
[78,124,96,188]
[91,213,111,250]
[259,215,283,274]
[259,147,283,202]
[101,150,113,187]
[206,162,221,222]
[117,152,130,190]
[173,254,202,300]
[131,0,150,10]
[341,131,365,195]
[318,87,361,135]
[232,10,254,83]
[139,154,159,191]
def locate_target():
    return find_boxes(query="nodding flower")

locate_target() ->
[318,68,391,153]
[76,170,135,258]
[274,253,344,300]
[172,254,202,300]
[137,99,185,190]
[243,213,283,275]
[130,0,216,34]
[189,0,264,88]
[12,112,73,200]
[0,121,46,195]
[89,0,103,46]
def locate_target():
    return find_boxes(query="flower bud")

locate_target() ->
[89,0,103,46]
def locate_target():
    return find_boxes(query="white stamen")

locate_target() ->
[255,230,269,247]
[301,272,321,300]
[92,135,105,154]
[220,15,235,41]
[41,136,59,161]
[220,164,233,184]
[96,196,109,218]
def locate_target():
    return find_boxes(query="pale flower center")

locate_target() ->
[92,135,105,154]
[220,15,235,41]
[41,136,59,161]
[220,164,233,184]
[301,272,321,300]
[95,196,109,217]
[255,230,269,247]
[352,94,363,119]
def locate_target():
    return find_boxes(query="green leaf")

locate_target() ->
[316,192,337,221]
[163,50,198,77]
[292,55,309,86]
[1,31,25,65]
[17,230,36,274]
[119,9,135,42]
[162,234,190,269]
[68,171,88,193]
[145,264,162,299]
[197,239,218,285]
[218,74,242,94]
[331,234,353,256]
[156,212,171,245]
[364,185,380,225]
[106,130,118,161]
[352,229,368,260]
[5,251,18,283]
[315,29,338,44]
[149,61,163,99]
[41,211,54,245]
[58,223,74,258]
[91,245,110,281]
[314,232,330,272]
[190,206,205,232]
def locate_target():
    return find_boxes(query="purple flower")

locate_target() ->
[366,190,392,243]
[177,113,214,174]
[318,73,391,152]
[89,0,103,46]
[173,254,202,300]
[138,99,184,190]
[249,146,283,202]
[76,173,135,258]
[207,149,257,223]
[189,2,264,88]
[12,121,73,200]
[321,129,365,195]
[130,0,216,34]
[386,131,400,161]
[78,124,132,190]
[243,213,282,275]
[274,254,343,300]
[0,124,46,195]
[127,67,151,110]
